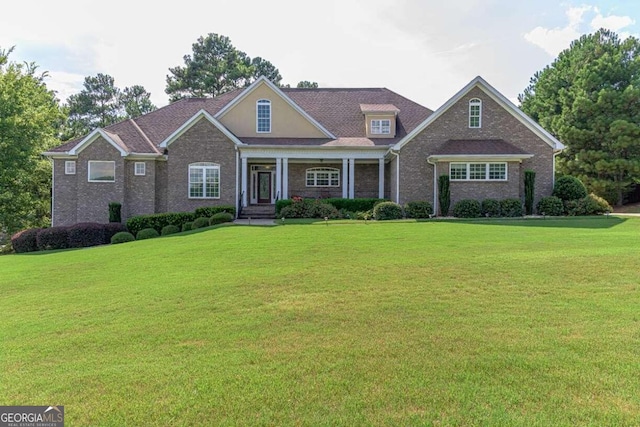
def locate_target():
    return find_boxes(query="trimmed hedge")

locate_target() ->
[275,199,293,216]
[192,217,210,229]
[161,225,181,236]
[453,199,481,218]
[109,202,122,223]
[280,199,340,219]
[373,201,403,220]
[481,199,501,217]
[537,196,564,216]
[194,205,236,218]
[104,223,128,242]
[36,227,69,251]
[404,201,433,219]
[500,198,523,217]
[276,198,385,215]
[126,212,195,235]
[565,193,612,216]
[11,228,41,253]
[68,223,106,248]
[210,212,234,225]
[553,176,588,201]
[111,231,135,244]
[136,228,160,240]
[182,222,193,232]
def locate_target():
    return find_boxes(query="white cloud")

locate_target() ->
[524,5,636,57]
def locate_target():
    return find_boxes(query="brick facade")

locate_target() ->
[397,87,555,210]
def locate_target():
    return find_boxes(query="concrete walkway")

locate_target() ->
[233,219,277,226]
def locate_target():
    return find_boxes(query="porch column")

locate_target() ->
[282,158,289,200]
[241,157,248,207]
[378,158,385,199]
[275,157,282,201]
[348,158,355,199]
[342,158,348,199]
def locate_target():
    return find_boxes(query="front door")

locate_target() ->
[257,172,272,203]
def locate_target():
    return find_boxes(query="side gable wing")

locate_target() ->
[68,129,129,156]
[393,76,565,152]
[215,76,336,139]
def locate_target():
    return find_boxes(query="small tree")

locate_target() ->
[438,175,450,216]
[524,170,536,215]
[108,202,122,223]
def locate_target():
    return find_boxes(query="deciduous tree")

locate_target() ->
[0,47,64,236]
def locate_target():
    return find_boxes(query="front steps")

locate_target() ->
[238,204,276,219]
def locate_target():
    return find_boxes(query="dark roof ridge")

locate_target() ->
[129,119,160,154]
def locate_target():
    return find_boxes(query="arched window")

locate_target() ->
[256,99,271,133]
[189,162,220,198]
[306,167,340,187]
[469,98,482,128]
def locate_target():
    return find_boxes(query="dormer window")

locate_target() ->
[469,98,482,128]
[371,119,391,135]
[256,99,271,133]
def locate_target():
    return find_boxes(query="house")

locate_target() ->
[44,76,564,225]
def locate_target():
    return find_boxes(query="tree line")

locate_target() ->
[2,29,640,240]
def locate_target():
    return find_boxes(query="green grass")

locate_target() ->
[1,217,640,426]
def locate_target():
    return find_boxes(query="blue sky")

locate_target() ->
[1,0,638,109]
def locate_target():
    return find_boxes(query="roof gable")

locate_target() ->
[159,109,245,148]
[68,129,129,156]
[215,76,335,139]
[393,76,565,151]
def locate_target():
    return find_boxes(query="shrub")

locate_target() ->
[323,198,386,212]
[126,212,195,235]
[161,225,181,236]
[524,170,536,215]
[355,210,373,220]
[210,212,234,225]
[373,201,403,220]
[438,175,450,216]
[36,227,69,251]
[536,196,564,216]
[68,223,106,248]
[565,194,613,216]
[111,231,135,244]
[182,222,193,232]
[192,217,210,229]
[553,176,588,201]
[104,223,128,243]
[0,242,13,255]
[275,199,293,215]
[500,198,523,217]
[108,202,122,223]
[481,199,501,217]
[452,199,481,218]
[136,228,160,240]
[11,228,41,253]
[279,199,340,219]
[194,205,236,218]
[405,201,433,218]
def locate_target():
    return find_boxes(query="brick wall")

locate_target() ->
[166,119,237,212]
[124,160,156,218]
[399,86,556,208]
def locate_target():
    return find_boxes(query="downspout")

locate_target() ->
[50,158,55,227]
[426,157,437,216]
[389,149,400,204]
[235,147,239,219]
[552,150,561,188]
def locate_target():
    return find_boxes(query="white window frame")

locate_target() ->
[134,162,146,176]
[188,162,220,199]
[256,99,271,133]
[65,160,76,175]
[371,119,391,135]
[449,162,507,181]
[306,167,340,187]
[88,161,116,183]
[469,98,482,128]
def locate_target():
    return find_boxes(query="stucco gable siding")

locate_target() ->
[218,82,326,139]
[166,119,237,213]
